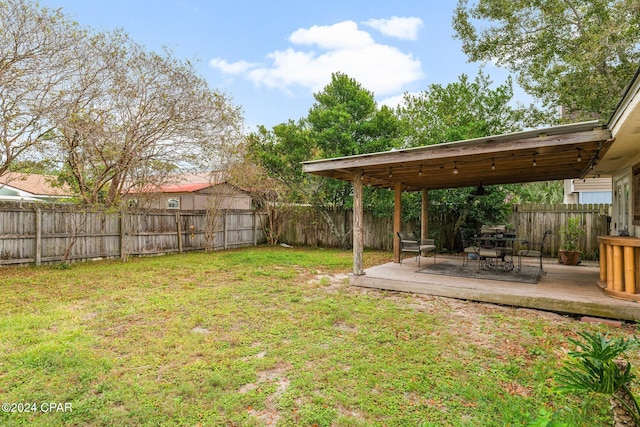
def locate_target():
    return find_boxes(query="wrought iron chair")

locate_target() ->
[517,230,552,275]
[397,231,436,266]
[460,227,502,271]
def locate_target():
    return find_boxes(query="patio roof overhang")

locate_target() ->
[302,121,613,190]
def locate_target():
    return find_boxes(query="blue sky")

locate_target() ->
[39,0,525,131]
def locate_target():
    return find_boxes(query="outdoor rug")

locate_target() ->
[416,260,541,284]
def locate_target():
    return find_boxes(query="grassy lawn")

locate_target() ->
[0,246,637,426]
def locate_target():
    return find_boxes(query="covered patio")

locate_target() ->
[302,121,612,273]
[300,121,640,320]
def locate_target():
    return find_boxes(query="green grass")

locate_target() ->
[0,246,637,426]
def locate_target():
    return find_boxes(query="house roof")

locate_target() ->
[596,65,640,174]
[302,121,612,191]
[126,172,244,194]
[0,172,71,196]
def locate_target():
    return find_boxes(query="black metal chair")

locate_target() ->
[397,231,436,266]
[460,227,502,271]
[517,230,552,275]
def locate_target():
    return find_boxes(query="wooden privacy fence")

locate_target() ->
[0,203,266,266]
[279,203,611,258]
[280,208,415,250]
[509,203,610,258]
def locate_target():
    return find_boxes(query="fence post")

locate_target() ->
[176,212,183,253]
[34,208,41,266]
[253,211,257,246]
[223,210,228,250]
[119,212,125,261]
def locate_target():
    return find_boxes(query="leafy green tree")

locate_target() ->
[398,72,550,148]
[453,0,640,119]
[513,181,564,205]
[397,73,551,250]
[248,73,402,248]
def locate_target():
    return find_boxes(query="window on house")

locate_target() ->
[167,198,180,209]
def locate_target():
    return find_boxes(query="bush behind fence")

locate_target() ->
[279,203,611,258]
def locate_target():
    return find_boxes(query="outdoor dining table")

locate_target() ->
[471,235,528,272]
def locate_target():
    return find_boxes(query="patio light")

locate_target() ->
[453,162,459,174]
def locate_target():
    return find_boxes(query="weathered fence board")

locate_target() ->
[279,203,611,258]
[0,203,266,266]
[509,203,610,258]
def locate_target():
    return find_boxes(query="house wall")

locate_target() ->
[564,177,612,204]
[611,167,634,236]
[126,185,252,211]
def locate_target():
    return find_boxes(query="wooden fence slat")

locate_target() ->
[0,204,266,266]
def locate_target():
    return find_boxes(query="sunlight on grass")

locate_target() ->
[0,246,635,426]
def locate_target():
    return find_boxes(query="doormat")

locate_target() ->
[416,260,541,284]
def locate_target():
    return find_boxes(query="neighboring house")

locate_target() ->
[124,173,252,211]
[563,177,612,204]
[0,172,72,203]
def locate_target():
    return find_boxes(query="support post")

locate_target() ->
[393,182,402,263]
[421,188,429,242]
[353,171,364,276]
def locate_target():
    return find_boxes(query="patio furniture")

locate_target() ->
[479,225,517,272]
[517,230,552,275]
[460,227,503,271]
[397,231,436,266]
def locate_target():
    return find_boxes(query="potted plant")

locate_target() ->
[558,216,585,265]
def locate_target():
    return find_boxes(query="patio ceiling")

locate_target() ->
[302,121,613,191]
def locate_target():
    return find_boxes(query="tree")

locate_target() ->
[0,0,83,177]
[512,181,564,204]
[50,30,243,206]
[453,0,640,119]
[397,73,550,250]
[248,73,402,248]
[398,72,549,148]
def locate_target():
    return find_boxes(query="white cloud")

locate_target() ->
[209,58,256,74]
[289,20,373,49]
[362,16,423,41]
[379,94,407,110]
[210,20,424,97]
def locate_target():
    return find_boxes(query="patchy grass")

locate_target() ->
[0,246,637,426]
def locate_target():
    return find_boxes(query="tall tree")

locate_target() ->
[397,73,550,250]
[0,0,83,177]
[248,73,402,247]
[453,0,640,119]
[51,31,243,206]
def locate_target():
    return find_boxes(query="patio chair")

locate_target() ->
[397,231,436,266]
[460,227,502,271]
[517,230,552,275]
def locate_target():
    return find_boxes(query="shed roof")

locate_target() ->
[0,172,72,196]
[302,121,612,191]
